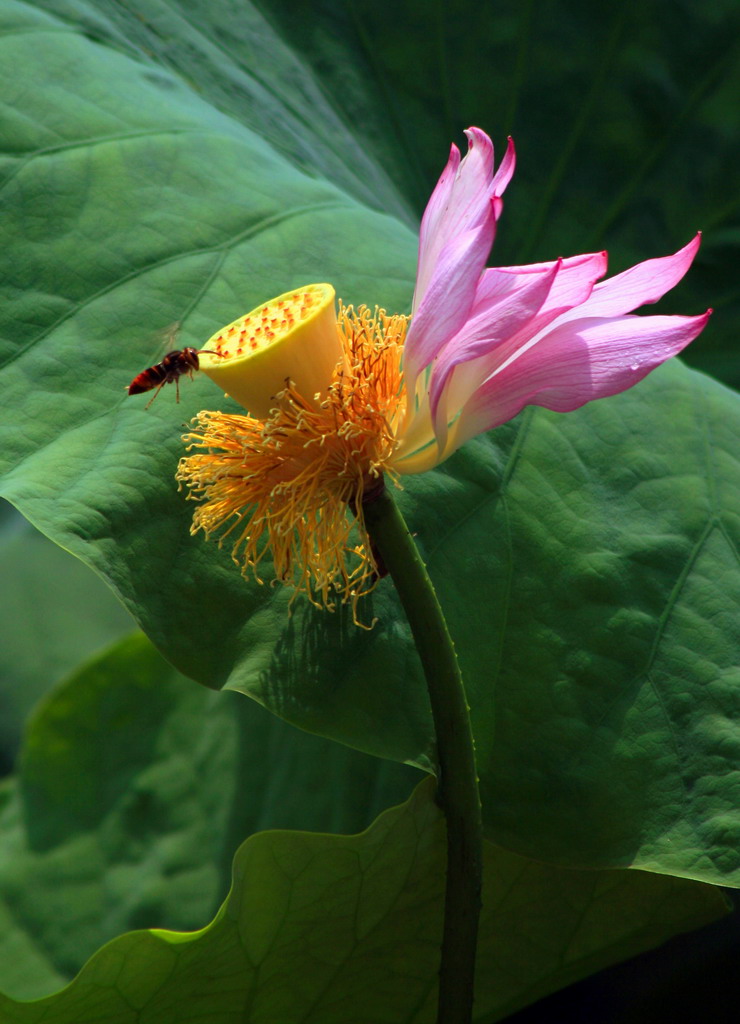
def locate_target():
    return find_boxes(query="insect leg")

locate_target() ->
[145,380,168,409]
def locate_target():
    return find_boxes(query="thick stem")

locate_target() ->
[363,483,481,1024]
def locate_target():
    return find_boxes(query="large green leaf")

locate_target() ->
[1,0,739,890]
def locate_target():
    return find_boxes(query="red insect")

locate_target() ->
[127,346,218,408]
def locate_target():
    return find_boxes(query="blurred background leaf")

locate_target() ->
[0,631,419,1001]
[0,498,134,770]
[257,0,739,386]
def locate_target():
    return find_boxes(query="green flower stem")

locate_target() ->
[362,483,481,1024]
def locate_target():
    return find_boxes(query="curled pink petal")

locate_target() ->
[413,129,496,312]
[491,135,516,196]
[494,251,608,310]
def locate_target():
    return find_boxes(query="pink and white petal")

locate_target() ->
[391,401,438,469]
[447,309,712,451]
[443,250,607,372]
[392,435,449,476]
[428,250,609,428]
[413,143,461,307]
[502,251,608,315]
[413,128,500,311]
[403,211,496,389]
[558,235,701,322]
[428,260,562,430]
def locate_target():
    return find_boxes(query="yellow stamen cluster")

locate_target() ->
[177,304,407,620]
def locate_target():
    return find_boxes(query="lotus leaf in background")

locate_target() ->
[0,633,419,1001]
[0,499,134,765]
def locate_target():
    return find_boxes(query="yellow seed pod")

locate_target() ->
[198,284,343,418]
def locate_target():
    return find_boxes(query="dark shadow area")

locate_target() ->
[507,898,738,1024]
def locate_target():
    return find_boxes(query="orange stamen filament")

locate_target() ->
[177,305,408,623]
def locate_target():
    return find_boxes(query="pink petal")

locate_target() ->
[450,310,712,448]
[413,142,461,310]
[403,210,496,390]
[428,251,609,443]
[427,260,561,439]
[491,135,516,196]
[413,128,496,312]
[559,234,701,322]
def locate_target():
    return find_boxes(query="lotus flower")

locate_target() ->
[176,128,709,613]
[392,128,709,472]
